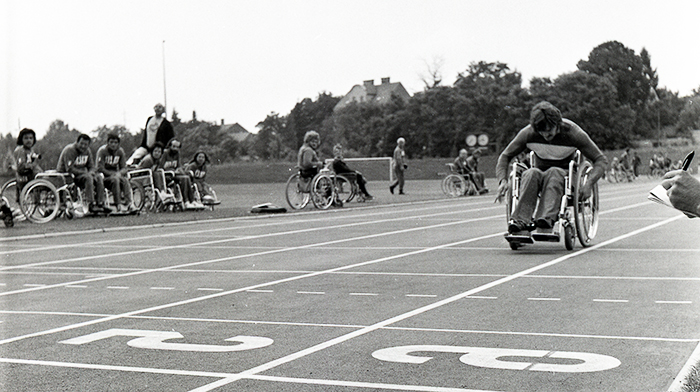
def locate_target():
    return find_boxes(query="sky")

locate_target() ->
[3,0,699,139]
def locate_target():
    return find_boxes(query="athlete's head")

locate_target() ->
[530,101,562,141]
[17,128,36,147]
[304,131,320,148]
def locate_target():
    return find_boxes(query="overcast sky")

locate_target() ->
[3,0,698,138]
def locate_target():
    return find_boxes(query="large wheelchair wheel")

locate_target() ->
[129,181,146,211]
[442,174,466,197]
[573,161,599,247]
[1,179,21,214]
[285,173,310,210]
[334,174,356,204]
[19,179,61,223]
[311,173,335,210]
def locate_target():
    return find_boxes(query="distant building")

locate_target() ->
[333,77,411,112]
[219,120,252,143]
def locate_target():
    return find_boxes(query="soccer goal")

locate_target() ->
[324,157,394,183]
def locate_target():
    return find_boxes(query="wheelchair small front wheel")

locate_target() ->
[564,224,575,250]
[285,173,310,210]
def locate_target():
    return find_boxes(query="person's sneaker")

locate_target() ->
[100,204,113,214]
[399,191,406,195]
[508,220,525,234]
[88,204,103,214]
[126,203,139,213]
[193,201,205,209]
[364,195,374,201]
[479,188,489,195]
[389,185,395,194]
[185,201,195,210]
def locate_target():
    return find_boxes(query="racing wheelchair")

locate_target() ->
[285,163,346,210]
[441,163,478,197]
[504,151,599,250]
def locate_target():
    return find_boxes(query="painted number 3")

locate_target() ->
[60,329,274,352]
[372,345,621,373]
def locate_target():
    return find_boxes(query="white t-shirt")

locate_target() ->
[145,116,163,148]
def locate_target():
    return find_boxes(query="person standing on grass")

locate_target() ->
[389,137,407,195]
[127,103,174,166]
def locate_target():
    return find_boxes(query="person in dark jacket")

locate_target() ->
[126,103,174,165]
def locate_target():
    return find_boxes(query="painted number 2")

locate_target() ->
[372,345,621,373]
[60,328,274,352]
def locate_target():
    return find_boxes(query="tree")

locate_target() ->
[37,120,82,169]
[285,92,340,156]
[91,125,138,157]
[255,113,288,160]
[677,94,700,134]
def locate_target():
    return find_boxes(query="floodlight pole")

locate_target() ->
[162,40,167,114]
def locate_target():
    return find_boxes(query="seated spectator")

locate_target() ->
[161,139,202,209]
[331,144,373,200]
[467,148,488,194]
[57,134,111,214]
[12,128,43,201]
[185,151,218,203]
[453,149,470,176]
[137,142,166,191]
[97,133,137,213]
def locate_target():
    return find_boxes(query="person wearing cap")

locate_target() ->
[495,101,607,235]
[389,137,407,195]
[127,103,174,165]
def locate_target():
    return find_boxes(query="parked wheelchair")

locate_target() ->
[441,163,478,197]
[504,151,599,250]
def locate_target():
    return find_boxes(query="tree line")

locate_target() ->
[3,40,700,175]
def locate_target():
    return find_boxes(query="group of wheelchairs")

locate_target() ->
[503,150,599,250]
[284,160,367,210]
[0,168,219,225]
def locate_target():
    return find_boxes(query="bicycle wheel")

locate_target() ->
[311,173,334,210]
[285,173,310,210]
[19,179,60,223]
[334,175,355,204]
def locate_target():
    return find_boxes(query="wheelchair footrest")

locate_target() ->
[532,232,560,242]
[504,233,534,244]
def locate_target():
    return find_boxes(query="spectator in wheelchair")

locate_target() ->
[466,148,489,194]
[57,133,112,214]
[13,128,43,201]
[185,151,218,203]
[162,139,202,209]
[297,130,324,180]
[136,141,165,188]
[331,144,373,200]
[662,169,700,218]
[97,133,138,213]
[496,101,607,235]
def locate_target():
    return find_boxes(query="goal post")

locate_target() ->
[324,157,394,183]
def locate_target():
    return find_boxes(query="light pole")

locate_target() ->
[162,40,167,115]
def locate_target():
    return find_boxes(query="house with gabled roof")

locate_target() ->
[333,77,411,112]
[218,120,252,143]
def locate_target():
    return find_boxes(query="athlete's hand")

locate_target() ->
[579,183,592,200]
[495,179,508,203]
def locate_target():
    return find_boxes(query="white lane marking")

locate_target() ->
[0,212,503,297]
[656,300,693,304]
[406,294,437,298]
[0,358,494,392]
[528,298,561,301]
[197,288,223,292]
[188,215,684,392]
[297,291,325,295]
[349,293,378,296]
[4,309,697,343]
[150,287,175,290]
[593,299,629,303]
[65,285,88,289]
[246,289,273,293]
[107,286,129,290]
[465,296,498,300]
[22,284,46,287]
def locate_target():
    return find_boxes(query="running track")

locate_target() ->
[1,180,698,391]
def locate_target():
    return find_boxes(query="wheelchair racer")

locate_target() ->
[496,101,608,236]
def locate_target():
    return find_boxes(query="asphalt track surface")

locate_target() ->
[1,180,699,392]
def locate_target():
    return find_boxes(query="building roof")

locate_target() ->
[219,122,252,142]
[334,77,411,111]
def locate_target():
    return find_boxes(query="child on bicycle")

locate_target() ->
[185,151,217,204]
[496,101,607,235]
